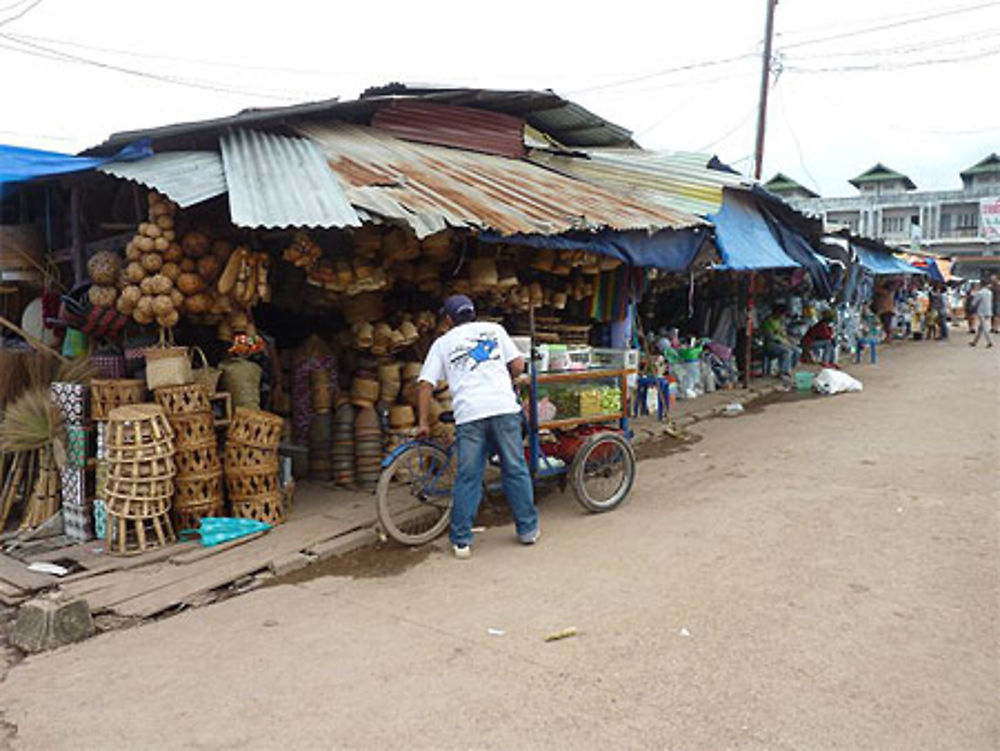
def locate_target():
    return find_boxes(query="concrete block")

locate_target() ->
[307,527,379,562]
[12,594,95,653]
[268,552,312,577]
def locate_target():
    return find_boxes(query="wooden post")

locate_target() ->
[70,185,84,284]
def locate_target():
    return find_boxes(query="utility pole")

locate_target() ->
[753,0,778,180]
[743,0,778,388]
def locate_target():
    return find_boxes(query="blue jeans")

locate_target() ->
[764,343,801,375]
[451,412,538,547]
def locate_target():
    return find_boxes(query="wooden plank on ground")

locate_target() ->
[60,515,362,617]
[115,518,366,618]
[58,542,199,584]
[169,531,266,565]
[0,553,61,591]
[0,579,28,606]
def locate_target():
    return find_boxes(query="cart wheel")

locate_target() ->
[375,443,454,545]
[569,432,635,513]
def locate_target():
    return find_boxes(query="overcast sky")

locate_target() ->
[1,0,998,197]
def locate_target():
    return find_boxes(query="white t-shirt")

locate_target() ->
[419,321,522,425]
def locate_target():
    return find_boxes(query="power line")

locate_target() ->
[0,33,326,102]
[785,44,1000,74]
[565,51,760,96]
[693,103,759,154]
[780,1,1000,51]
[784,26,1000,61]
[0,0,32,14]
[7,30,343,77]
[0,0,39,28]
[775,86,821,193]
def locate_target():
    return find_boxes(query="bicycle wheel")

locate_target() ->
[375,443,455,545]
[570,432,636,513]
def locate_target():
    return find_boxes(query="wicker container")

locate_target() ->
[106,404,173,450]
[172,501,224,533]
[153,382,211,416]
[309,369,332,413]
[174,444,221,476]
[402,362,423,381]
[389,405,415,429]
[106,453,176,480]
[105,476,174,502]
[104,496,175,556]
[224,442,280,472]
[227,407,283,450]
[174,472,224,508]
[231,495,285,526]
[168,411,216,450]
[225,470,280,499]
[350,378,380,407]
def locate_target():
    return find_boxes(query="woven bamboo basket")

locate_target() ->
[226,407,283,449]
[174,472,224,507]
[350,378,380,407]
[225,470,280,500]
[224,442,279,471]
[174,444,221,476]
[105,476,174,502]
[106,453,176,480]
[91,379,146,421]
[153,382,211,415]
[106,404,173,449]
[172,501,224,533]
[231,493,284,526]
[104,497,175,556]
[168,411,216,450]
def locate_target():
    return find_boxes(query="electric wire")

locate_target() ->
[0,0,39,28]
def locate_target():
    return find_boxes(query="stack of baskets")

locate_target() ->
[307,368,333,478]
[225,407,285,525]
[104,404,176,555]
[153,382,223,531]
[331,402,355,486]
[354,405,382,490]
[90,378,148,540]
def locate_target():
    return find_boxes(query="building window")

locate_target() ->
[956,212,978,230]
[881,215,907,234]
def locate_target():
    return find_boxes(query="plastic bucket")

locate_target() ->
[794,371,815,392]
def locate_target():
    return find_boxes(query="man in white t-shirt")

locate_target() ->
[417,295,539,559]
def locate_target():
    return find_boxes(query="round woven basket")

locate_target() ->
[402,362,423,381]
[231,494,284,526]
[91,379,147,421]
[389,405,415,429]
[226,470,280,500]
[106,454,176,481]
[168,412,216,450]
[226,407,283,450]
[153,382,211,416]
[174,444,221,476]
[106,404,174,451]
[224,442,279,472]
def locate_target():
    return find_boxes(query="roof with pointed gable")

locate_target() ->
[763,172,819,198]
[848,163,916,190]
[960,153,1000,178]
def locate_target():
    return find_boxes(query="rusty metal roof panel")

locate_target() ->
[295,122,702,239]
[98,151,226,208]
[528,148,752,217]
[220,128,360,229]
[371,100,525,158]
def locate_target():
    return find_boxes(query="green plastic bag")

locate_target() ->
[179,517,272,547]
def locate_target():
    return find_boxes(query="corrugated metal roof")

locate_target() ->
[220,129,360,229]
[371,100,525,158]
[295,122,702,239]
[528,148,751,217]
[98,151,226,208]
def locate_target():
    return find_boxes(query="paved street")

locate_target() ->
[0,334,997,750]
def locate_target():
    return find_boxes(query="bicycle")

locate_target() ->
[375,416,637,546]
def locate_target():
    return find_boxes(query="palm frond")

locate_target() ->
[0,387,61,452]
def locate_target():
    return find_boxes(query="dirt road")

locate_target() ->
[1,335,997,750]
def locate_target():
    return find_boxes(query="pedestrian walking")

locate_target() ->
[929,283,949,340]
[874,281,896,343]
[968,282,994,348]
[964,284,978,334]
[417,294,539,558]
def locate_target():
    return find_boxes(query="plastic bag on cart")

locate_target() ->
[813,368,863,395]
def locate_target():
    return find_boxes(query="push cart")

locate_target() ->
[374,328,638,546]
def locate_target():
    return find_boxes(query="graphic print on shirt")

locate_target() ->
[449,334,500,371]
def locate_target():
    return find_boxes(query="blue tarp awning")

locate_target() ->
[709,192,799,270]
[0,140,151,185]
[480,227,711,272]
[855,246,924,275]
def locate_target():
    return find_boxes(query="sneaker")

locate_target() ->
[518,528,540,545]
[452,544,471,559]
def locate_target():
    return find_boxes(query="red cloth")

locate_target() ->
[801,322,833,348]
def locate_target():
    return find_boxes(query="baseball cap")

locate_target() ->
[440,294,475,320]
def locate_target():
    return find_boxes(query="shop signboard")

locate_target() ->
[981,197,1000,240]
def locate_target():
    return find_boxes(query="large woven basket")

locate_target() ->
[91,379,146,421]
[154,382,211,416]
[226,407,283,450]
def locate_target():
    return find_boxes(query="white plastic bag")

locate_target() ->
[813,368,863,395]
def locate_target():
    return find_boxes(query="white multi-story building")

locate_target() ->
[765,154,1000,277]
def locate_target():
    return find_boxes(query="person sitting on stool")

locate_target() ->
[801,310,837,365]
[762,304,801,383]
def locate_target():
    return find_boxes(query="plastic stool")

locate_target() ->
[634,375,671,420]
[855,337,878,364]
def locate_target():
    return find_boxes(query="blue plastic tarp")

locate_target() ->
[0,139,152,184]
[479,227,710,272]
[709,192,799,270]
[855,246,923,275]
